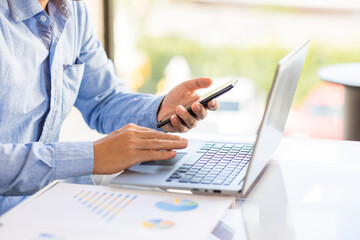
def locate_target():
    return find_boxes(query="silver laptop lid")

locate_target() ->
[241,39,310,196]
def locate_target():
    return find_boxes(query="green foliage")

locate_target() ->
[138,37,360,104]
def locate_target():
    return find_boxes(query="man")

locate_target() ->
[0,0,219,215]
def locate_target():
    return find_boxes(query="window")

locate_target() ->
[81,0,360,139]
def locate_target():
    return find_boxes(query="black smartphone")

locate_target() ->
[157,79,238,128]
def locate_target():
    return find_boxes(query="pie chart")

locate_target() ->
[142,219,175,229]
[155,198,198,211]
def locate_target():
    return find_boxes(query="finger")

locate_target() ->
[191,102,207,120]
[140,150,177,162]
[137,130,186,141]
[183,78,213,92]
[170,115,189,133]
[206,99,219,111]
[176,105,198,129]
[137,139,188,150]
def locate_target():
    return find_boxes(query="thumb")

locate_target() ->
[183,78,213,92]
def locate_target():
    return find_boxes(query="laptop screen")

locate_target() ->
[241,40,310,196]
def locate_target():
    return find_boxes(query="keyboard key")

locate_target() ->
[207,173,218,177]
[228,163,239,167]
[179,175,193,182]
[191,166,202,169]
[190,177,203,183]
[215,152,226,155]
[224,166,235,171]
[209,159,220,163]
[182,163,193,167]
[203,166,213,170]
[194,163,205,167]
[200,147,211,150]
[214,167,225,171]
[213,179,225,185]
[229,175,237,180]
[198,169,209,174]
[234,144,244,147]
[201,179,213,184]
[215,175,228,180]
[213,143,224,148]
[224,144,234,148]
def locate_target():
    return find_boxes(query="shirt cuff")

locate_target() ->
[54,142,94,179]
[147,94,166,132]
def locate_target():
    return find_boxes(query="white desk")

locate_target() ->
[96,134,360,240]
[2,136,360,239]
[226,137,360,240]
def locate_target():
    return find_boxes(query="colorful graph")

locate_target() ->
[142,219,175,229]
[73,190,137,222]
[155,198,198,212]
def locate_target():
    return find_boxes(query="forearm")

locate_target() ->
[77,90,165,134]
[0,142,93,196]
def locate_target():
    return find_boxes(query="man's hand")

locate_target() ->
[92,124,188,174]
[157,77,219,133]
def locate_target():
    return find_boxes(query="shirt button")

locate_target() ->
[40,15,47,22]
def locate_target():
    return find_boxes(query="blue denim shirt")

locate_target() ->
[0,0,163,214]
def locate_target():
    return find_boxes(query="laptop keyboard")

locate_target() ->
[166,143,253,186]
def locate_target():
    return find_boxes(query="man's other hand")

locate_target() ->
[157,77,219,133]
[92,124,188,174]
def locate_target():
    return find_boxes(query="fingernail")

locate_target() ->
[209,100,216,110]
[193,104,200,112]
[178,106,186,114]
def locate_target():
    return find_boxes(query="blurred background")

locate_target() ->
[60,0,360,142]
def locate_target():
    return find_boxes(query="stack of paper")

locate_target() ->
[0,182,233,240]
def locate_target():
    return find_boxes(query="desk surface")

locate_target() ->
[97,134,360,240]
[234,136,360,240]
[3,135,360,240]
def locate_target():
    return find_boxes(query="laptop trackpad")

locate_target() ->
[139,152,187,166]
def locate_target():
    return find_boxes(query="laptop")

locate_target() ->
[111,39,310,197]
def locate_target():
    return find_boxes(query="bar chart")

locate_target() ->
[73,190,138,222]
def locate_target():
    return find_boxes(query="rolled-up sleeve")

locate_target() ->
[0,141,93,196]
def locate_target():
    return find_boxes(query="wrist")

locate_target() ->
[156,95,167,122]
